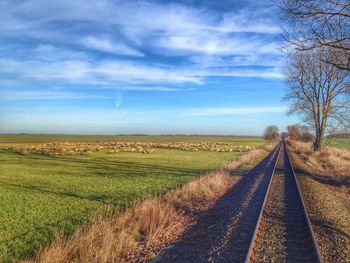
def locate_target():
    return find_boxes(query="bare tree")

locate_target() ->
[287,124,314,142]
[299,125,314,142]
[264,125,280,141]
[284,47,350,150]
[287,124,301,140]
[280,0,350,71]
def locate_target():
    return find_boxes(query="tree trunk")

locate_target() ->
[313,129,324,151]
[313,137,322,151]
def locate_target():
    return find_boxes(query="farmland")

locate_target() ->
[0,134,266,262]
[0,134,264,144]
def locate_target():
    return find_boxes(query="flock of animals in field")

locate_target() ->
[10,141,257,156]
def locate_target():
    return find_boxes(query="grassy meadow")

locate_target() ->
[0,134,266,262]
[0,134,264,147]
[330,138,350,151]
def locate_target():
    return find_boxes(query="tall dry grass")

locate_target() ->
[25,145,271,263]
[287,140,350,184]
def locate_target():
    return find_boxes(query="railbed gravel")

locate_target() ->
[298,176,350,263]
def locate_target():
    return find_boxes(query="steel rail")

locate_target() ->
[244,140,323,263]
[284,140,323,263]
[243,141,282,263]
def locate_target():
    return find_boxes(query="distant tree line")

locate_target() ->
[264,125,280,141]
[331,132,350,138]
[287,124,313,142]
[263,124,313,143]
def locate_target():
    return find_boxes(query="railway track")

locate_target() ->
[152,141,323,262]
[245,141,322,262]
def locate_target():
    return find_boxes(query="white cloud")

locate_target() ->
[190,54,283,69]
[82,36,143,56]
[93,60,202,84]
[0,55,283,93]
[109,86,190,91]
[0,1,282,54]
[32,44,87,61]
[0,1,281,36]
[0,90,110,100]
[0,58,203,86]
[156,34,281,57]
[0,0,285,90]
[218,10,282,34]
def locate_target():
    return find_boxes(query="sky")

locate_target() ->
[0,0,299,135]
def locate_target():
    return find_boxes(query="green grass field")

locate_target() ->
[0,134,266,262]
[0,134,264,145]
[330,138,350,151]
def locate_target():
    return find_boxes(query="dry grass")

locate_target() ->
[25,145,272,263]
[287,140,350,185]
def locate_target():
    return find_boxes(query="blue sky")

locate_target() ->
[0,0,298,135]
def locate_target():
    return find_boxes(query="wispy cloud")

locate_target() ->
[0,90,111,100]
[109,86,191,91]
[0,0,284,88]
[156,34,280,57]
[32,44,87,61]
[0,57,203,85]
[0,56,283,92]
[218,10,282,34]
[82,36,144,56]
[0,0,288,135]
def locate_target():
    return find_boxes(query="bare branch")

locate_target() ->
[284,47,350,150]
